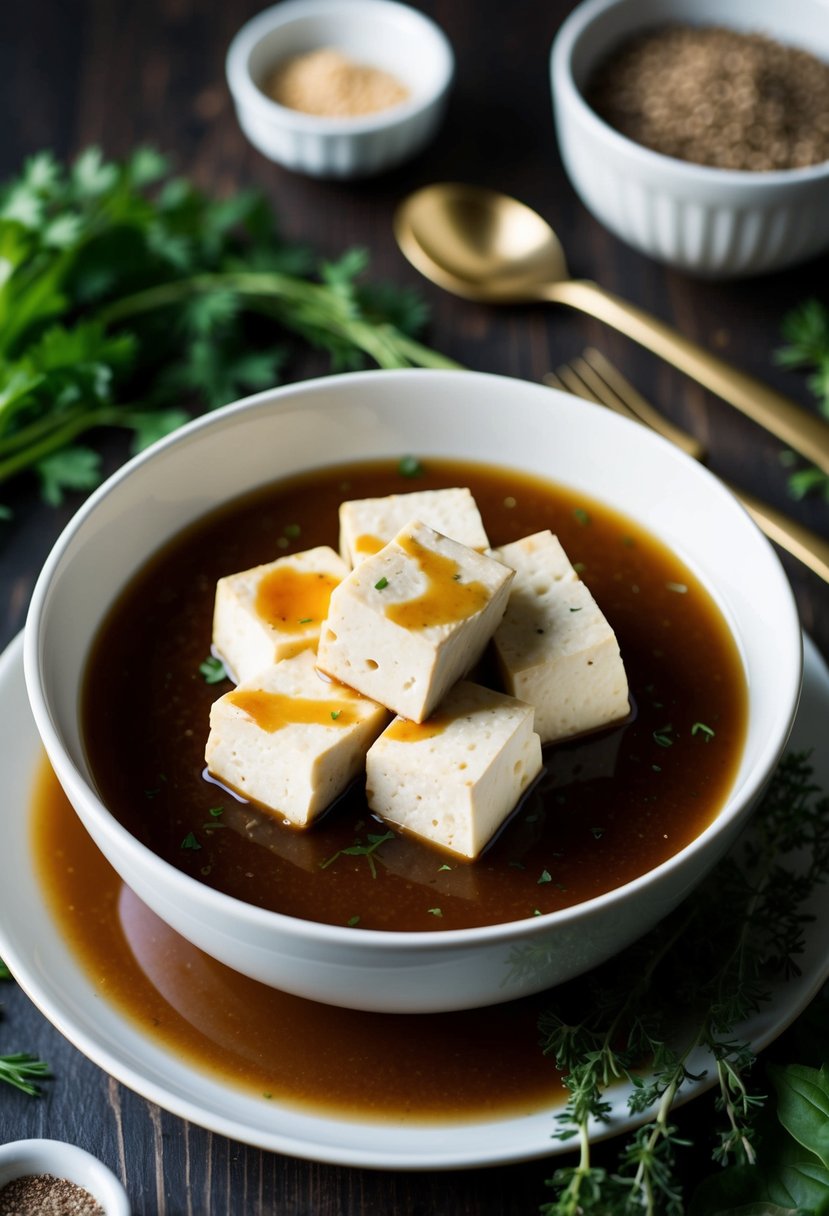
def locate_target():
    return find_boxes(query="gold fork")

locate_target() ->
[545,347,829,585]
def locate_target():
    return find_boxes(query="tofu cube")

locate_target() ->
[365,681,542,859]
[316,520,514,722]
[212,546,348,684]
[339,487,489,566]
[493,532,629,744]
[205,650,389,827]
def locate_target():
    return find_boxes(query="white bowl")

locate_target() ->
[226,0,454,178]
[24,369,801,1013]
[0,1140,130,1215]
[551,0,829,277]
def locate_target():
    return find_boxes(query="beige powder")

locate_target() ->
[265,47,409,118]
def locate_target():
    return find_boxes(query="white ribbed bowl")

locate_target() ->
[551,0,829,277]
[226,0,454,179]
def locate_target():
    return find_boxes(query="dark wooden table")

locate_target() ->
[1,2,827,1212]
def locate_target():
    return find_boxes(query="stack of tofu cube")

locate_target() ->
[205,486,629,860]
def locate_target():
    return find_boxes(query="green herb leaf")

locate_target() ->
[374,576,389,590]
[180,831,201,851]
[770,1063,829,1168]
[692,722,716,742]
[0,1052,51,1096]
[199,655,228,684]
[398,455,424,478]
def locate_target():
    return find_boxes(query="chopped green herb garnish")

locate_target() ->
[199,655,228,684]
[538,869,553,885]
[573,561,586,574]
[692,721,716,742]
[0,959,11,981]
[347,915,360,927]
[438,863,453,872]
[427,907,443,917]
[208,806,224,818]
[330,709,342,720]
[283,523,301,539]
[298,617,313,624]
[573,507,591,525]
[320,830,395,879]
[666,581,688,594]
[653,726,674,748]
[398,455,424,478]
[590,827,604,839]
[374,576,389,590]
[569,606,583,613]
[181,831,201,850]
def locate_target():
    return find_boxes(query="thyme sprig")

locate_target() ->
[539,751,829,1216]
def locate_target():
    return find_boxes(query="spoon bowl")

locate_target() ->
[393,182,829,476]
[394,183,569,302]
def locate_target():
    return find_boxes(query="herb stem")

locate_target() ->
[98,272,460,371]
[0,404,117,484]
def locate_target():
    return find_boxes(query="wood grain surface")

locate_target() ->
[1,2,827,1213]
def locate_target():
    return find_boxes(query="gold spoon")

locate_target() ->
[394,183,829,476]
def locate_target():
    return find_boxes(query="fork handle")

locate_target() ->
[547,279,829,475]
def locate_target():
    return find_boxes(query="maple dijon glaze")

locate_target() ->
[254,565,339,633]
[383,531,492,629]
[225,689,362,733]
[81,458,748,933]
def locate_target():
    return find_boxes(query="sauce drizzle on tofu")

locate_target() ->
[384,532,491,629]
[226,688,361,733]
[81,458,748,933]
[254,565,340,631]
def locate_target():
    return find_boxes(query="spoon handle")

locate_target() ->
[549,279,829,475]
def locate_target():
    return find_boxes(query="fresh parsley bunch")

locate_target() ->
[0,146,454,516]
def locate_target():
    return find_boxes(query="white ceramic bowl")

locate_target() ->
[0,1140,130,1215]
[24,369,802,1013]
[551,0,829,277]
[225,0,454,178]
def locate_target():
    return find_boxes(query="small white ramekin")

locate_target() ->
[226,0,454,178]
[0,1140,130,1215]
[551,0,829,277]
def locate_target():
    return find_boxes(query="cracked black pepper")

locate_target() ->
[586,24,829,171]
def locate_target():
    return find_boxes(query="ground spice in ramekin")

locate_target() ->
[264,47,409,117]
[0,1173,105,1215]
[586,24,829,171]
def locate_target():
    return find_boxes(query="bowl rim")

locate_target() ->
[225,0,455,136]
[24,368,803,954]
[0,1138,130,1215]
[551,0,829,187]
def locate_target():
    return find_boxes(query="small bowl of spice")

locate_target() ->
[226,0,454,178]
[0,1139,129,1216]
[550,0,829,276]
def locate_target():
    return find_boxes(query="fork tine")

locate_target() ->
[545,363,601,403]
[543,351,829,585]
[582,347,705,460]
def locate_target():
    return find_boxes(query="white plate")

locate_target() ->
[1,629,827,1170]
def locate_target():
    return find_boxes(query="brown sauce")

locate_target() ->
[31,757,564,1119]
[82,458,747,932]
